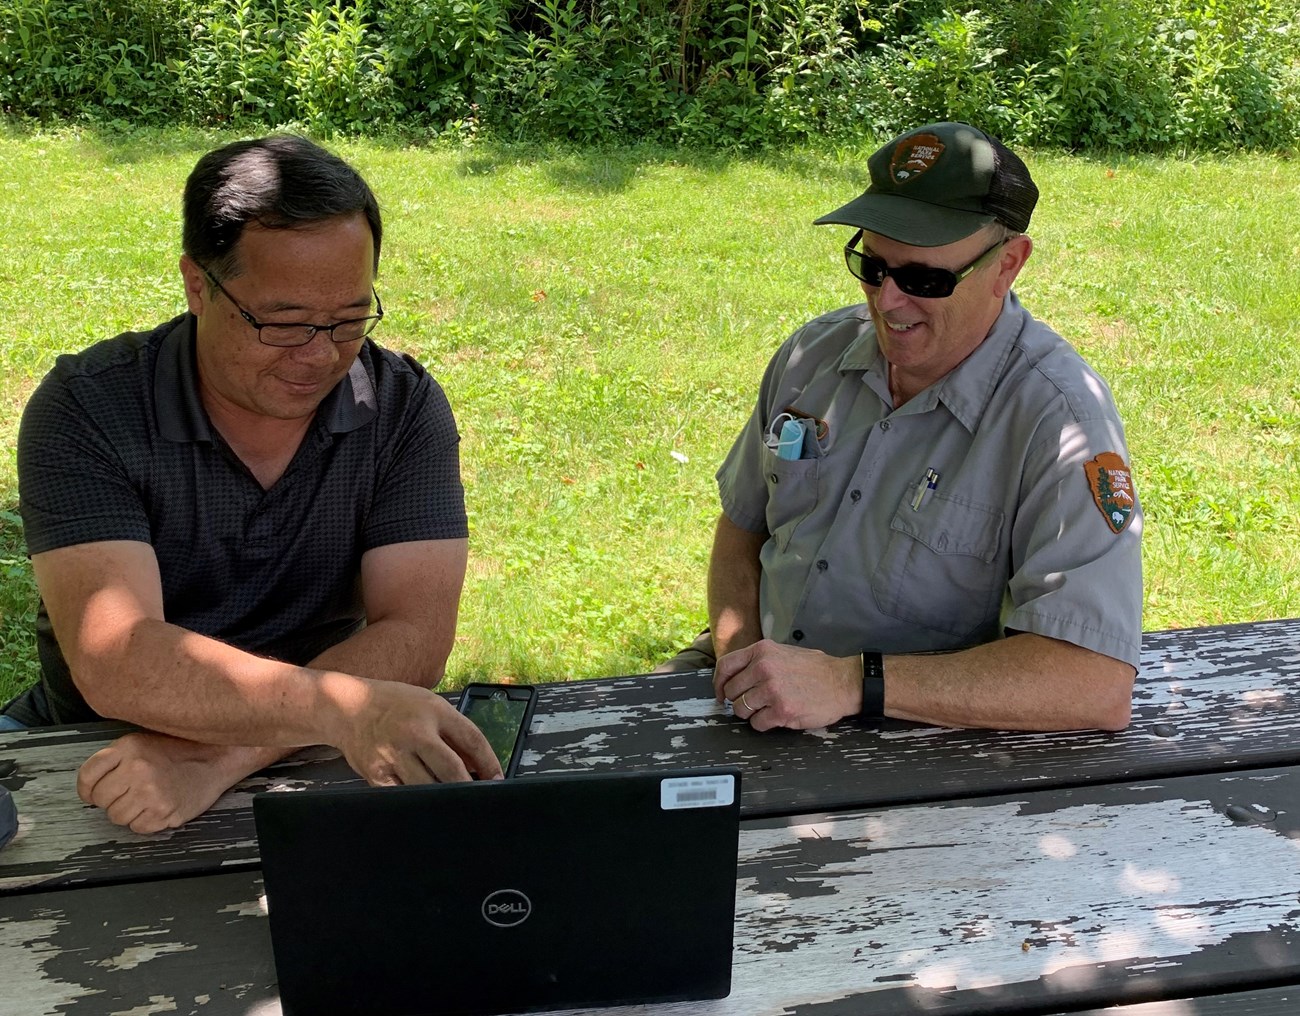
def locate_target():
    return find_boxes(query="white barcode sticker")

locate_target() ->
[660,775,735,810]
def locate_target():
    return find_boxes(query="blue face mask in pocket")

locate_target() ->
[765,412,810,460]
[774,418,805,460]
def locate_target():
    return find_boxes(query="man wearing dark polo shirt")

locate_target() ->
[1,135,499,832]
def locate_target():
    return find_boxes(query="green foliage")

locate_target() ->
[876,9,1007,132]
[510,0,624,140]
[0,0,186,119]
[174,0,397,133]
[289,0,397,133]
[746,0,872,143]
[0,508,39,704]
[178,0,296,125]
[985,0,1300,148]
[379,0,513,123]
[2,0,1298,148]
[492,0,691,142]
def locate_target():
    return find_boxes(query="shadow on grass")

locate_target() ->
[450,631,695,685]
[0,118,228,165]
[2,117,880,197]
[453,141,877,196]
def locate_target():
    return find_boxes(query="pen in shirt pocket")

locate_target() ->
[910,468,940,511]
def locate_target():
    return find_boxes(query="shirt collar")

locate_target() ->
[835,293,1026,432]
[155,315,379,443]
[154,315,210,443]
[934,292,1024,432]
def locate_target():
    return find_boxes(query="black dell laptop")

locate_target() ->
[253,767,741,1016]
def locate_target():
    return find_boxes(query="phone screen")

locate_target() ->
[459,686,533,775]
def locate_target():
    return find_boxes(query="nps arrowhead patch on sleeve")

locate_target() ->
[1085,452,1136,534]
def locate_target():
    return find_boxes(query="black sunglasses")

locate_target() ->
[843,230,1007,299]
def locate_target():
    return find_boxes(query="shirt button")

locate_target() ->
[792,630,805,641]
[816,559,828,571]
[850,489,862,503]
[879,420,890,432]
[769,473,779,483]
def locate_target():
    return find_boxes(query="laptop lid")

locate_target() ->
[254,767,741,1016]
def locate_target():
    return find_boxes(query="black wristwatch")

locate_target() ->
[860,651,885,721]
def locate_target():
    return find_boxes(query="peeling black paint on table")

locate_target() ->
[4,766,1299,1015]
[4,619,1300,895]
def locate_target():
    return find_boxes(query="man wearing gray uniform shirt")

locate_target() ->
[670,122,1141,733]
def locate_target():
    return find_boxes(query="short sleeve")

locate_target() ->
[716,338,800,534]
[18,372,153,555]
[362,364,468,549]
[1002,416,1143,667]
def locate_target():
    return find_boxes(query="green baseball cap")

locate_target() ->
[814,122,1038,247]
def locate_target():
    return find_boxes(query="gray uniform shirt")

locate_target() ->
[716,293,1142,667]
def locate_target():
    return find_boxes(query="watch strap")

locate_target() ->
[860,651,885,720]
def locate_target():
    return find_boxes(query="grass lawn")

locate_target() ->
[1,126,1297,702]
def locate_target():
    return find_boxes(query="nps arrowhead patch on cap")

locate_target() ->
[889,134,946,185]
[1085,452,1136,534]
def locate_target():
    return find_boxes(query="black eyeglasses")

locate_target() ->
[843,230,1007,299]
[201,267,384,347]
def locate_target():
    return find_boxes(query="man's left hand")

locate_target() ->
[77,732,267,834]
[712,639,862,731]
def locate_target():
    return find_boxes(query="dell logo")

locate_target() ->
[482,889,532,927]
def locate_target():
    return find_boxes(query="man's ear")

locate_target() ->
[992,234,1033,298]
[178,255,207,317]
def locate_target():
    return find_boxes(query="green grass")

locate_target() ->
[2,125,1298,703]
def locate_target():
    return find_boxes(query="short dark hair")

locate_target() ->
[182,134,382,281]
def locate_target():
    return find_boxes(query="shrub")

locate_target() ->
[290,0,397,133]
[0,0,187,119]
[0,0,1297,148]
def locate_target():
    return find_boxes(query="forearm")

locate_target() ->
[882,633,1135,731]
[72,617,364,749]
[721,632,1133,734]
[308,615,454,690]
[71,623,438,782]
[706,514,768,659]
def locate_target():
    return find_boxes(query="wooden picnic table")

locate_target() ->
[3,617,1300,1015]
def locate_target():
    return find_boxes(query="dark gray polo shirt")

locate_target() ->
[717,293,1142,667]
[13,314,468,725]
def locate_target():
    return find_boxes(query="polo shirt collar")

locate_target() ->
[322,352,378,434]
[155,315,379,443]
[155,315,211,443]
[836,293,1026,431]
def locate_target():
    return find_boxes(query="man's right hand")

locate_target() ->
[713,639,862,731]
[332,681,503,786]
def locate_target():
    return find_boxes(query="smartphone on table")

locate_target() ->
[456,683,537,779]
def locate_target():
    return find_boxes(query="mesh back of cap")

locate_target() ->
[985,135,1038,233]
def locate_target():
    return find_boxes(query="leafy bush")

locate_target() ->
[875,8,1007,133]
[379,0,514,124]
[178,0,296,125]
[290,0,398,133]
[0,0,1297,147]
[0,0,187,119]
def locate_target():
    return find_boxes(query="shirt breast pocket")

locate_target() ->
[762,448,820,552]
[871,493,1006,638]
